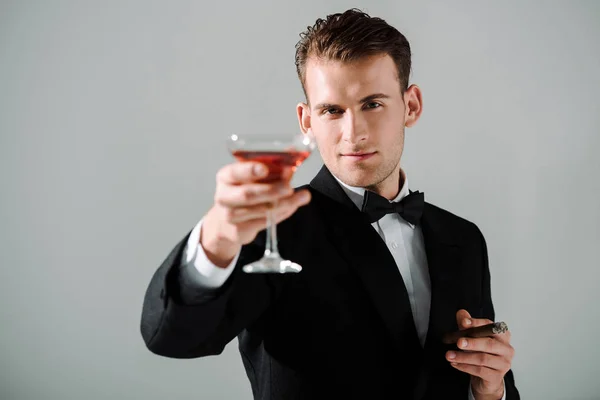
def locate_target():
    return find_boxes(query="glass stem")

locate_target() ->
[264,204,280,258]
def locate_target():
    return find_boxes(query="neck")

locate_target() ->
[365,167,403,200]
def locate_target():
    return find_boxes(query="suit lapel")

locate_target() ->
[309,166,422,356]
[421,210,464,349]
[411,205,465,400]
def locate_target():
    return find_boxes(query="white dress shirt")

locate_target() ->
[181,168,505,400]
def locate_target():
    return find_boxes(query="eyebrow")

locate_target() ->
[313,93,391,111]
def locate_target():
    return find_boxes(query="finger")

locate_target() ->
[225,190,311,224]
[230,191,311,238]
[456,309,473,329]
[228,203,278,223]
[446,350,510,372]
[217,162,269,185]
[274,189,312,211]
[272,190,312,222]
[496,329,512,345]
[216,182,294,208]
[469,317,494,329]
[449,363,503,384]
[455,337,515,359]
[280,166,294,182]
[456,309,494,329]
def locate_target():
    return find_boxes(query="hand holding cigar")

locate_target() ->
[446,310,514,399]
[442,321,509,344]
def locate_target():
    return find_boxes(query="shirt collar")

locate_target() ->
[332,168,415,228]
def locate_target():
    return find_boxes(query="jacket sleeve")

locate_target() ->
[139,230,275,359]
[477,227,521,400]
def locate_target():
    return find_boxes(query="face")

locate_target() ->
[297,54,422,198]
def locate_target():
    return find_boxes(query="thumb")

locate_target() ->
[456,309,473,330]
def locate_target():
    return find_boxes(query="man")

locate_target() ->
[140,8,519,400]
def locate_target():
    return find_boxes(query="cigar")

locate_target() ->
[442,322,508,345]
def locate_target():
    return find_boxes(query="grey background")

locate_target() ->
[1,1,599,399]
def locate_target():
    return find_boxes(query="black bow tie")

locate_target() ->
[361,190,425,225]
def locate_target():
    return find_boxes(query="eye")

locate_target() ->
[364,102,381,110]
[323,107,342,115]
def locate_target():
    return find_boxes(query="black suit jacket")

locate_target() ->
[140,166,520,399]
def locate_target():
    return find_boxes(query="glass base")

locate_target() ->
[242,254,302,274]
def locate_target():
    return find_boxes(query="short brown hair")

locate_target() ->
[294,8,412,102]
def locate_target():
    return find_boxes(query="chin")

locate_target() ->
[336,169,377,188]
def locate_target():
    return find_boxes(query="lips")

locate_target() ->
[341,151,376,160]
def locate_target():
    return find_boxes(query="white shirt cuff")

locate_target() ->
[468,379,506,400]
[183,218,239,289]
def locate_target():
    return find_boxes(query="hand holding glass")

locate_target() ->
[227,133,316,273]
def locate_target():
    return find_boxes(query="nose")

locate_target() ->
[341,111,367,144]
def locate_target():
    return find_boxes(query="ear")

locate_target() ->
[404,84,423,128]
[296,102,311,135]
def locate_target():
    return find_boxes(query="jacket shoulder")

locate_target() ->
[423,201,486,244]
